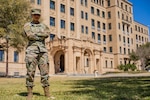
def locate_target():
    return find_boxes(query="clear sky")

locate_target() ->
[128,0,150,27]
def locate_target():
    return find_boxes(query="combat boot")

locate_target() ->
[43,86,50,97]
[43,86,55,99]
[26,87,33,100]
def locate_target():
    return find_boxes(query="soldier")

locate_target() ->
[24,8,54,100]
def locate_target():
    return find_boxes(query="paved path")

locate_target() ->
[99,72,150,78]
[50,72,150,78]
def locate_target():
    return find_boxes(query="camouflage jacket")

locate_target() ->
[24,22,49,53]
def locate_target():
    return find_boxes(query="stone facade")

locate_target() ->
[0,0,149,76]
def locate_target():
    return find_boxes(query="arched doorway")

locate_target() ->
[54,50,65,74]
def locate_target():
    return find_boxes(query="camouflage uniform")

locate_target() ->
[24,21,50,87]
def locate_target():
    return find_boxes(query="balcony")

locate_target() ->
[47,38,67,50]
[122,19,132,25]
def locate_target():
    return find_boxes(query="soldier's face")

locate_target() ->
[32,14,41,21]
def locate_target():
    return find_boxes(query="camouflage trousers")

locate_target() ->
[25,52,49,87]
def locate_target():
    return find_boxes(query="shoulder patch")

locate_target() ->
[24,22,31,32]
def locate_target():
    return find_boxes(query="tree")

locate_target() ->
[129,51,139,64]
[129,42,150,70]
[0,0,31,76]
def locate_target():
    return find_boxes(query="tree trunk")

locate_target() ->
[141,58,145,70]
[6,38,9,77]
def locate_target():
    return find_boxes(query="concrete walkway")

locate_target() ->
[99,72,150,78]
[50,72,150,78]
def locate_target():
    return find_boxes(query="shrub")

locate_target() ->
[118,64,137,71]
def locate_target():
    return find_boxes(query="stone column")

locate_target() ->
[56,0,61,38]
[75,0,80,39]
[67,0,70,38]
[64,49,68,74]
[81,48,84,74]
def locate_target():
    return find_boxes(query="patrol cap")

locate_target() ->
[31,8,41,15]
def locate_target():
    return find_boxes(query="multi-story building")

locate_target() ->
[0,0,149,76]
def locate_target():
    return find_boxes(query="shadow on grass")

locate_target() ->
[18,92,41,97]
[64,76,150,100]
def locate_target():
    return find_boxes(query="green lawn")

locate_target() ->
[0,76,150,100]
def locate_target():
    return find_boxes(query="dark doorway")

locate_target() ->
[60,55,64,72]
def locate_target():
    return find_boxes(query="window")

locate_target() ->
[136,35,138,40]
[108,23,111,30]
[127,26,129,32]
[111,61,113,68]
[61,20,65,29]
[109,35,112,41]
[81,25,84,33]
[122,14,124,20]
[70,23,75,31]
[97,9,100,16]
[135,25,137,31]
[125,5,127,11]
[139,36,141,41]
[121,2,123,9]
[60,4,65,13]
[103,23,106,30]
[81,11,84,19]
[118,23,120,29]
[97,21,100,29]
[91,19,95,28]
[129,7,132,13]
[119,35,121,41]
[128,49,130,54]
[105,60,108,68]
[70,7,74,16]
[124,48,126,54]
[107,0,110,6]
[103,47,106,52]
[86,58,89,67]
[126,16,128,21]
[85,26,88,34]
[109,47,113,53]
[102,11,105,18]
[138,27,140,32]
[98,34,101,43]
[14,51,19,62]
[85,12,88,20]
[117,0,119,7]
[91,7,94,14]
[50,34,55,41]
[50,0,55,10]
[128,38,130,44]
[108,11,111,19]
[142,37,144,42]
[102,0,104,6]
[50,17,55,26]
[92,32,95,39]
[85,0,88,6]
[103,35,106,42]
[0,50,4,62]
[120,47,122,54]
[118,11,120,18]
[123,24,125,31]
[141,28,143,33]
[123,36,125,43]
[81,0,84,5]
[37,0,41,5]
